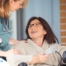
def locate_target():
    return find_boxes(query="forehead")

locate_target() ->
[30,19,40,24]
[19,0,24,2]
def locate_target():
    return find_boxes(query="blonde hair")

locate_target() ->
[22,0,28,8]
[0,0,28,18]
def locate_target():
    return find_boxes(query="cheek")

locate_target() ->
[14,3,20,8]
[28,30,31,35]
[28,30,33,38]
[38,28,44,34]
[15,4,19,8]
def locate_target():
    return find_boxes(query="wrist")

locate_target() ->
[0,51,6,57]
[28,55,38,64]
[4,51,8,57]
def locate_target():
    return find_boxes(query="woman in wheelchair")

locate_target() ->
[7,17,66,66]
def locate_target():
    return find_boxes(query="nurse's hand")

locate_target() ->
[5,48,22,57]
[9,38,27,45]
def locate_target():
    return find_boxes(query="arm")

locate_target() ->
[62,51,66,63]
[7,53,49,66]
[9,38,26,45]
[9,38,19,45]
[7,41,49,65]
[0,48,21,57]
[28,53,49,64]
[56,44,66,64]
[0,50,6,57]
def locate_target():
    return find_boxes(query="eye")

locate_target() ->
[20,4,22,5]
[36,23,39,26]
[29,24,34,28]
[29,25,32,27]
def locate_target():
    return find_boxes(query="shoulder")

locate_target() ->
[14,42,29,54]
[54,43,66,55]
[14,41,29,50]
[47,43,66,51]
[0,16,8,21]
[0,16,4,20]
[0,16,5,23]
[55,43,66,48]
[51,43,66,49]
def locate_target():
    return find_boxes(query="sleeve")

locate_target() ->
[62,51,66,63]
[7,54,33,66]
[56,44,66,63]
[7,42,33,66]
[12,42,27,55]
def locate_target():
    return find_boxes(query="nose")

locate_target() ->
[30,25,36,30]
[20,6,22,8]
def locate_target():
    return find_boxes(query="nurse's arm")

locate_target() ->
[9,38,26,45]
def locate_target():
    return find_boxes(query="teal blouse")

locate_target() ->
[0,17,11,51]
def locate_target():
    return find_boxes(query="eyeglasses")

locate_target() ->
[28,22,41,29]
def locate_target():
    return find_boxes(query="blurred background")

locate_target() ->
[9,0,66,45]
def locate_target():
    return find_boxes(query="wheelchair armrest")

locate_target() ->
[18,62,27,66]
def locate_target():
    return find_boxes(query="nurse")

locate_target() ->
[0,0,28,60]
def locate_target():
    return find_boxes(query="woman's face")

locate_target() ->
[9,0,24,12]
[28,19,47,39]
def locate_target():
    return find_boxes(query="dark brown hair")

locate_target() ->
[26,17,59,44]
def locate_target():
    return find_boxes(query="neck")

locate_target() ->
[32,37,44,47]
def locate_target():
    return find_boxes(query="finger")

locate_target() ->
[17,51,22,54]
[14,49,22,54]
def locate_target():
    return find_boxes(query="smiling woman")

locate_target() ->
[10,16,66,66]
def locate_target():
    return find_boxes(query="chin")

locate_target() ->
[10,9,16,12]
[31,36,37,39]
[10,10,14,12]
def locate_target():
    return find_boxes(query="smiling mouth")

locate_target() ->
[31,31,38,34]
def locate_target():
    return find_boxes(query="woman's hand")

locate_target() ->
[29,53,49,64]
[36,53,49,63]
[5,48,22,57]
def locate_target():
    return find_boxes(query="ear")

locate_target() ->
[23,0,28,8]
[44,30,47,35]
[9,0,14,4]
